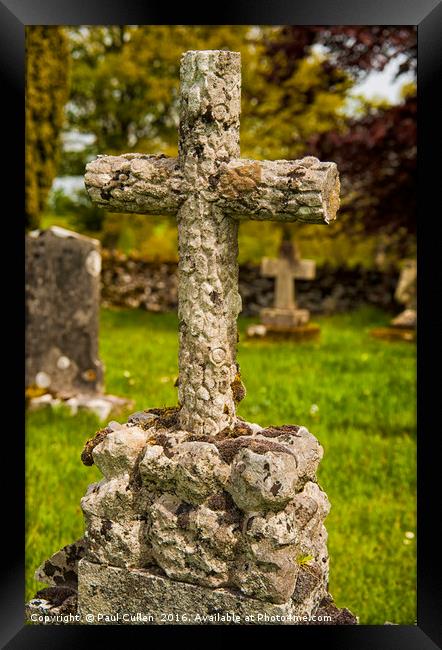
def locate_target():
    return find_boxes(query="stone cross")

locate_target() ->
[261,241,316,312]
[85,50,340,436]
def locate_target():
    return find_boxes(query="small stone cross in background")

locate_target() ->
[261,239,316,328]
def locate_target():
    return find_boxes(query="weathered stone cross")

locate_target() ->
[85,50,340,437]
[261,240,316,312]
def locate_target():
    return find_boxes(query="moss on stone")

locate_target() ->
[230,371,246,404]
[81,427,111,466]
[146,406,181,429]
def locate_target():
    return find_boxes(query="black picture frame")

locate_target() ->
[2,0,440,647]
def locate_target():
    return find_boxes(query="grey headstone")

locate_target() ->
[26,226,103,397]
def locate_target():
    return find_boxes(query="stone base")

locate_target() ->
[27,392,133,421]
[260,308,310,328]
[247,323,321,341]
[77,559,319,625]
[27,560,357,625]
[26,547,357,626]
[370,327,416,343]
[26,409,358,626]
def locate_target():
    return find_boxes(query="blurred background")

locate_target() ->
[25,26,416,625]
[27,25,416,269]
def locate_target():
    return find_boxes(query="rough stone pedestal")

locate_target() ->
[247,322,321,342]
[28,409,357,625]
[26,226,132,418]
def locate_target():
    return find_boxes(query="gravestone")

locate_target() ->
[391,259,416,329]
[27,50,356,626]
[371,259,416,343]
[26,226,131,419]
[247,238,320,340]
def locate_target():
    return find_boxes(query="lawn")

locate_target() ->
[26,306,416,624]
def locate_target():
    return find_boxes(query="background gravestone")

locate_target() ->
[26,226,104,397]
[26,226,131,418]
[371,258,416,342]
[391,259,416,329]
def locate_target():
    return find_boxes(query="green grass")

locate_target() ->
[26,306,416,624]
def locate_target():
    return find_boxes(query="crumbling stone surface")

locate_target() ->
[227,445,299,512]
[149,494,239,588]
[139,439,230,504]
[81,476,138,521]
[28,408,357,624]
[26,586,79,623]
[76,411,330,607]
[35,538,86,588]
[83,513,152,569]
[309,593,358,625]
[91,425,151,479]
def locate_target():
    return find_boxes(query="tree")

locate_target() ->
[308,92,416,241]
[261,26,417,258]
[262,26,416,82]
[60,26,416,264]
[65,26,353,161]
[25,27,70,230]
[67,26,254,157]
[63,26,355,262]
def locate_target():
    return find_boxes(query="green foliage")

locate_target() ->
[57,146,97,176]
[25,27,70,230]
[67,26,351,160]
[67,190,106,233]
[46,188,75,216]
[46,187,105,235]
[26,307,415,624]
[67,26,255,157]
[59,26,357,261]
[39,26,415,265]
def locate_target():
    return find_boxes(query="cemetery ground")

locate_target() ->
[26,305,416,625]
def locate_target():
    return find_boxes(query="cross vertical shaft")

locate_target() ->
[84,48,341,437]
[177,51,242,435]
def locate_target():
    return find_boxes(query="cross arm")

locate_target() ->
[84,153,185,215]
[85,154,339,225]
[261,257,284,277]
[215,156,340,225]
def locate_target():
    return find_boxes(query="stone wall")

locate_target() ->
[101,251,400,316]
